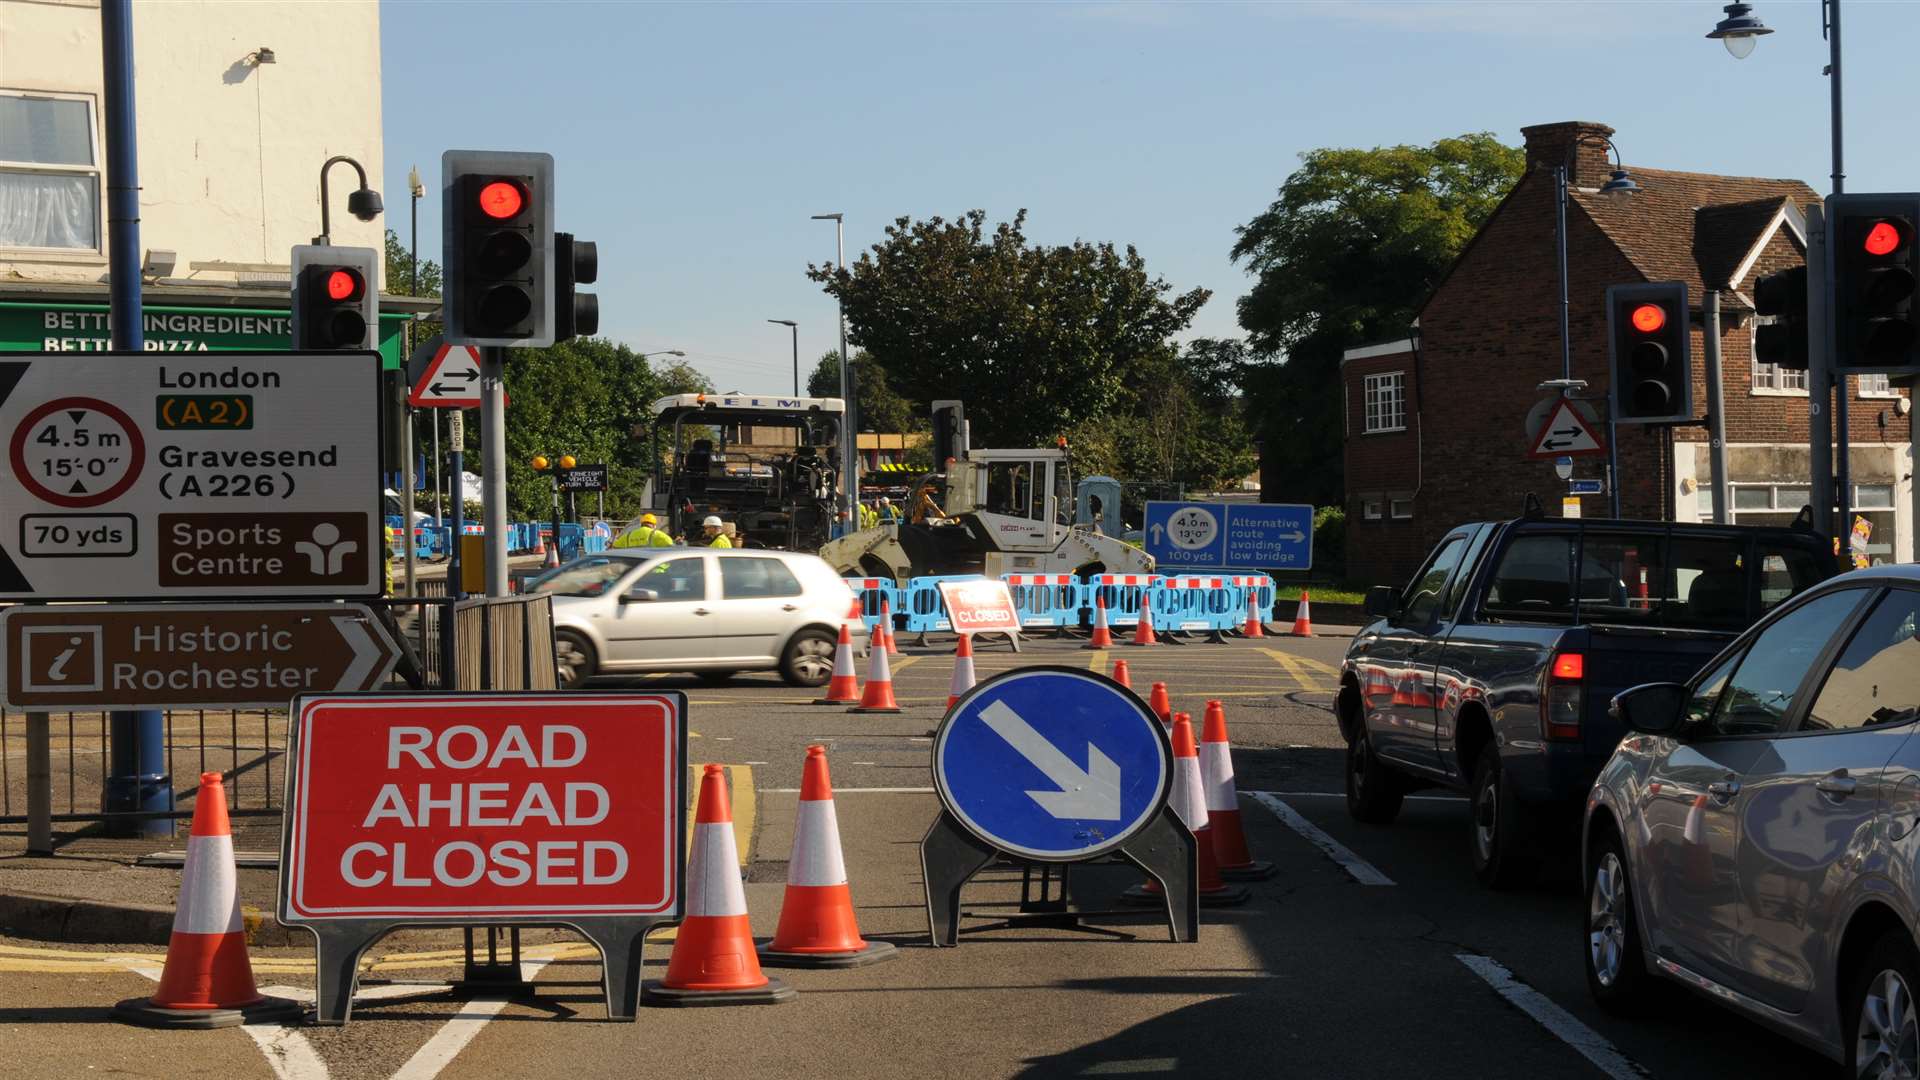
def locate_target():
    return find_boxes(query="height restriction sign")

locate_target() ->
[0,352,383,600]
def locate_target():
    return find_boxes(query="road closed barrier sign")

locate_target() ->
[935,577,1022,636]
[278,691,688,1023]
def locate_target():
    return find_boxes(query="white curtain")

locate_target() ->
[0,171,96,249]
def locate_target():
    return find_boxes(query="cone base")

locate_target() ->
[112,995,303,1030]
[1118,882,1251,908]
[1219,859,1276,881]
[641,976,795,1007]
[848,705,902,714]
[757,939,898,969]
[811,696,861,705]
[1082,638,1113,650]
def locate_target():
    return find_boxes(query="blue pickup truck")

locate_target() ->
[1338,515,1837,888]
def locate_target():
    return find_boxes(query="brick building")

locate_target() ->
[1342,120,1912,586]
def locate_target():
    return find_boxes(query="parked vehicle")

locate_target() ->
[1338,514,1836,887]
[1587,565,1920,1074]
[535,548,864,688]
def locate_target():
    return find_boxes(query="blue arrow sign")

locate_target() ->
[1143,500,1313,571]
[934,667,1169,860]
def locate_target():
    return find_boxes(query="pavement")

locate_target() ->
[0,628,1842,1078]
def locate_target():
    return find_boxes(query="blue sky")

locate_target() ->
[380,0,1918,393]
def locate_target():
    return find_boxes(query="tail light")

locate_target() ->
[1542,651,1584,741]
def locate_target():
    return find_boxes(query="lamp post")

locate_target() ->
[768,319,799,395]
[411,166,441,530]
[812,213,856,528]
[1707,0,1850,539]
[312,154,382,246]
[1555,136,1640,516]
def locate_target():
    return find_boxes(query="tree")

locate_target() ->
[1231,133,1523,503]
[809,210,1208,448]
[1067,338,1257,498]
[805,349,920,434]
[384,228,441,299]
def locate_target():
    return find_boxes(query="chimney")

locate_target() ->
[1520,121,1616,187]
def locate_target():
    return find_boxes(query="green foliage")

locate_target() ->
[1066,338,1257,496]
[1231,134,1523,504]
[1312,505,1347,579]
[805,349,920,434]
[809,210,1209,448]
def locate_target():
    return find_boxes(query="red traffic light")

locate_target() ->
[1865,221,1905,257]
[477,180,525,220]
[325,268,363,302]
[1630,303,1666,333]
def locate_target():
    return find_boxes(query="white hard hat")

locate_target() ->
[703,515,723,528]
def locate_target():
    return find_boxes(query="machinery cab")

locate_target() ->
[646,392,845,550]
[947,448,1072,553]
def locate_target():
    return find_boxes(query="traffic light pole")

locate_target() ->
[1808,203,1835,540]
[1827,0,1851,541]
[481,346,510,597]
[1703,288,1730,524]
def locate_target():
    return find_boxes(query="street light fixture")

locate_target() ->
[768,319,799,396]
[638,349,686,361]
[312,154,382,246]
[1706,2,1773,59]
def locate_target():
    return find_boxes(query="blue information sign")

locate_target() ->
[934,668,1170,861]
[1143,500,1313,571]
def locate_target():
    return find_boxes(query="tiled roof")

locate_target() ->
[1570,167,1817,300]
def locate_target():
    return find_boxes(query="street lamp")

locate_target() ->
[638,349,686,361]
[312,154,382,246]
[812,212,856,526]
[1705,2,1773,59]
[1553,134,1640,515]
[768,319,799,395]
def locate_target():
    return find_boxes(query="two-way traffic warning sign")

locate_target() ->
[407,336,506,409]
[1526,399,1605,459]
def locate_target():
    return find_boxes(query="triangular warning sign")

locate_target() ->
[409,342,498,408]
[1528,401,1605,459]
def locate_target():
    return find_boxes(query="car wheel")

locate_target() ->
[780,629,837,687]
[1470,743,1536,889]
[1585,825,1654,1013]
[1346,725,1405,824]
[554,631,596,690]
[1848,931,1920,1079]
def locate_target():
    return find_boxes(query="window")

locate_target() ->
[720,556,802,599]
[0,92,99,251]
[1484,535,1575,621]
[1390,496,1413,520]
[1709,589,1863,736]
[1361,496,1383,521]
[541,557,640,598]
[1860,373,1900,398]
[1804,590,1920,732]
[1730,483,1813,529]
[1756,543,1826,613]
[985,461,1036,519]
[639,557,706,601]
[1398,536,1465,626]
[1855,484,1895,510]
[1686,651,1740,729]
[1752,362,1809,392]
[1363,372,1405,433]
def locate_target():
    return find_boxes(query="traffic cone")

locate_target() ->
[644,765,795,1006]
[1201,701,1273,880]
[849,630,902,713]
[947,633,977,709]
[1683,792,1707,846]
[1085,592,1114,649]
[113,773,300,1028]
[811,621,861,705]
[545,534,561,568]
[1243,590,1266,638]
[759,747,898,968]
[1290,590,1313,637]
[1130,592,1159,646]
[1111,658,1132,690]
[1123,714,1249,907]
[1147,682,1172,726]
[879,598,898,655]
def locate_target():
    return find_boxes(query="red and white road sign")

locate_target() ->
[408,342,492,408]
[1527,400,1606,459]
[936,578,1022,636]
[280,693,685,921]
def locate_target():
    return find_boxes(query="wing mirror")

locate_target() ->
[620,587,660,604]
[1610,682,1690,736]
[1363,585,1398,619]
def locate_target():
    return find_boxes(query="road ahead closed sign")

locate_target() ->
[280,693,686,922]
[936,577,1022,636]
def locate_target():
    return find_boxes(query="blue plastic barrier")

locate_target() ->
[1090,573,1157,627]
[1001,574,1085,629]
[900,574,991,635]
[1233,574,1277,622]
[1150,575,1242,634]
[843,576,903,634]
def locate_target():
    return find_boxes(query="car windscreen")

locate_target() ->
[539,556,643,597]
[1481,529,1786,630]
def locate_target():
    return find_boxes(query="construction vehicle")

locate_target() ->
[820,401,1153,582]
[642,392,844,550]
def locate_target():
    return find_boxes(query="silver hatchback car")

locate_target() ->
[1586,565,1920,1076]
[536,548,865,688]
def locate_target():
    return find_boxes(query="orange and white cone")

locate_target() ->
[1290,590,1313,637]
[879,598,898,655]
[811,621,862,705]
[1111,658,1133,690]
[1683,792,1707,846]
[1085,592,1114,649]
[1130,592,1159,646]
[545,537,562,568]
[113,773,300,1028]
[849,630,902,713]
[759,747,898,968]
[1123,714,1249,907]
[946,634,977,709]
[1147,681,1173,725]
[644,765,795,1006]
[1243,591,1266,638]
[1201,701,1273,880]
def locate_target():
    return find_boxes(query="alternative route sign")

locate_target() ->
[1142,500,1312,571]
[280,691,688,1023]
[935,577,1023,637]
[0,351,383,600]
[0,603,402,710]
[407,338,487,408]
[1527,399,1605,459]
[934,667,1169,860]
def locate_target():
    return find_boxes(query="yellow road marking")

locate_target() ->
[1086,649,1108,671]
[684,763,754,869]
[1262,648,1332,691]
[889,656,921,672]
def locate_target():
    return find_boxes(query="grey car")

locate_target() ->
[1587,565,1920,1076]
[536,548,865,688]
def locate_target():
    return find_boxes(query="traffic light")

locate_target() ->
[289,245,378,350]
[1606,281,1692,424]
[442,150,554,348]
[554,232,599,342]
[1753,265,1810,370]
[1829,193,1920,374]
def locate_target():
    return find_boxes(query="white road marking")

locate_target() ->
[129,964,329,1080]
[1454,954,1647,1079]
[390,959,553,1080]
[257,982,455,1004]
[763,786,935,794]
[1245,791,1394,885]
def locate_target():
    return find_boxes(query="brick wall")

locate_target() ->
[1342,348,1428,585]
